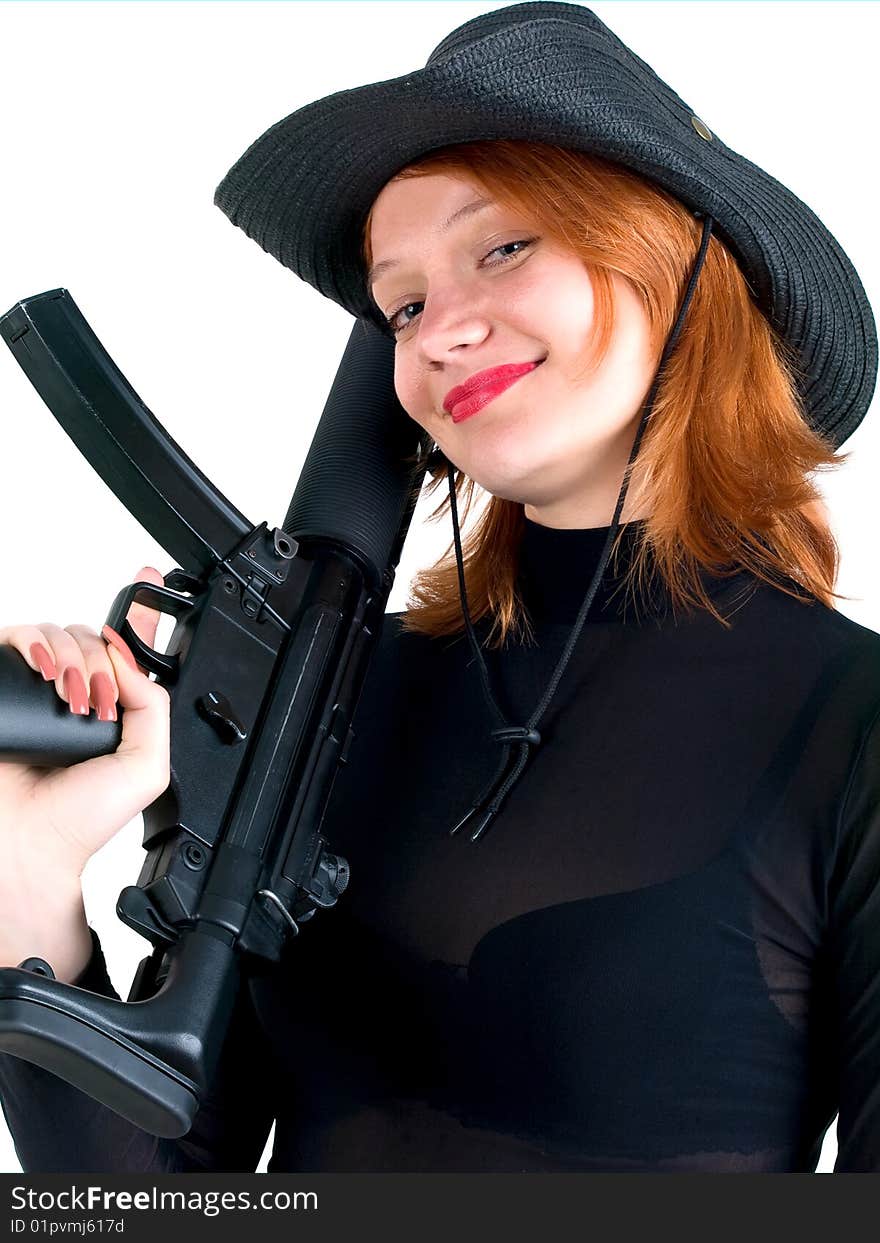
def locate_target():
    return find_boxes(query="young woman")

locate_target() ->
[0,2,878,1173]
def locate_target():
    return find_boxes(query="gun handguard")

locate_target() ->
[0,291,430,1136]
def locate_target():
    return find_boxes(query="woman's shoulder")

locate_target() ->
[736,573,880,709]
[364,609,462,693]
[380,610,470,660]
[746,572,880,649]
[380,586,880,698]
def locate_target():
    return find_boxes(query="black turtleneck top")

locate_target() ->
[3,517,880,1173]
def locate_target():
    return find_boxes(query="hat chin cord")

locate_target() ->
[446,214,715,842]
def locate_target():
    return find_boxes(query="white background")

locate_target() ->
[0,0,877,1174]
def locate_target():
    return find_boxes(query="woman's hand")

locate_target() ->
[0,567,169,981]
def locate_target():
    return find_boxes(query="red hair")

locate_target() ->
[361,140,850,648]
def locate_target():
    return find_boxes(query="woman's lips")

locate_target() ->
[447,361,542,424]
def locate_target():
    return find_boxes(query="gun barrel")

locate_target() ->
[283,318,427,586]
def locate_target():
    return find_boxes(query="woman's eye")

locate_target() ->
[385,238,536,337]
[485,238,534,265]
[386,301,423,336]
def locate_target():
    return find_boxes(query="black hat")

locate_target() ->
[214,0,876,450]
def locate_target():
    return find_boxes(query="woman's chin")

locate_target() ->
[457,444,544,500]
[468,474,544,506]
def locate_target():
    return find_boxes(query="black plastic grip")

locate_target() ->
[0,644,121,766]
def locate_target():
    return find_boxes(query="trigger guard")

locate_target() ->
[105,579,197,684]
[117,619,180,683]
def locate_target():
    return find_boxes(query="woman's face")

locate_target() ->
[368,172,660,529]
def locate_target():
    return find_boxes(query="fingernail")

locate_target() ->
[90,672,117,722]
[29,642,57,681]
[63,667,90,716]
[101,624,138,671]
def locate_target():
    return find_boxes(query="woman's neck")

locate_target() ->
[522,494,651,531]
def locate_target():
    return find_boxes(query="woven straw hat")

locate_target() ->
[214,0,876,449]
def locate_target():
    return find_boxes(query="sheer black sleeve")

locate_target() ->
[829,704,880,1172]
[0,927,276,1173]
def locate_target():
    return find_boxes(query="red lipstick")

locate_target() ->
[443,362,542,424]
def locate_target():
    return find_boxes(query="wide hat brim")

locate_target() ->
[214,1,876,449]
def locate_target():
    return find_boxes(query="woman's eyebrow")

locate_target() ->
[367,197,494,292]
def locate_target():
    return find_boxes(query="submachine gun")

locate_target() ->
[0,289,430,1138]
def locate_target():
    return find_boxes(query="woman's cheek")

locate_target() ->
[396,380,432,430]
[394,370,416,416]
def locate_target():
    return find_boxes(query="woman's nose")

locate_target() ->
[416,285,491,359]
